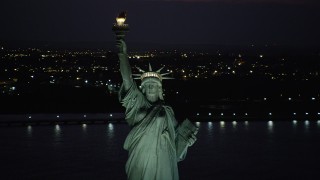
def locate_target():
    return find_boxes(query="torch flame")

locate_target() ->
[116,11,127,26]
[116,17,126,25]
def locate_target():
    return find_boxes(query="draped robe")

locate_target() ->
[119,81,182,180]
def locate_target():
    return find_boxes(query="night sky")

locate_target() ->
[1,0,319,48]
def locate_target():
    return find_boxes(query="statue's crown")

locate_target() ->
[133,63,173,83]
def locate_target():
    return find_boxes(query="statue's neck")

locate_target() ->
[146,95,158,103]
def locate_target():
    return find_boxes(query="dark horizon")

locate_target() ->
[1,40,320,52]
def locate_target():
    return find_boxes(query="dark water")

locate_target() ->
[1,121,320,180]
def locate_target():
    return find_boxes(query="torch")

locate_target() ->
[112,11,129,40]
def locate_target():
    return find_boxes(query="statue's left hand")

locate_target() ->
[187,133,197,146]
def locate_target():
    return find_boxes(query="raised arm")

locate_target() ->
[116,39,133,91]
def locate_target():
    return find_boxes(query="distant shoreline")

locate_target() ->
[0,112,319,127]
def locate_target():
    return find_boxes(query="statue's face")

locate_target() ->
[144,82,160,103]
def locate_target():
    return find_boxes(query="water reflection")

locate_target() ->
[27,125,32,138]
[107,123,114,139]
[292,120,298,132]
[2,121,320,180]
[317,120,320,127]
[220,121,225,128]
[54,125,62,138]
[292,120,297,126]
[243,121,249,130]
[304,120,310,132]
[207,122,213,137]
[232,121,237,129]
[195,122,201,127]
[208,122,213,130]
[82,124,87,133]
[268,121,273,133]
[219,121,225,133]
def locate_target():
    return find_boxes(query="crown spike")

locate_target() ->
[160,72,172,76]
[162,77,175,80]
[135,66,145,73]
[133,64,174,82]
[156,66,165,73]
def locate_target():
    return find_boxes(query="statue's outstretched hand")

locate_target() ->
[116,39,127,54]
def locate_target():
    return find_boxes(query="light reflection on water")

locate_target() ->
[82,124,87,133]
[53,125,62,145]
[232,121,237,128]
[27,125,32,138]
[219,121,225,133]
[195,122,201,127]
[219,121,225,128]
[305,120,310,132]
[82,124,87,128]
[268,121,274,133]
[1,120,320,180]
[107,123,114,139]
[208,121,213,129]
[201,120,320,135]
[55,124,60,132]
[207,122,213,137]
[244,121,249,130]
[292,120,298,126]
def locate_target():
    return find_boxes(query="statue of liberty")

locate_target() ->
[113,11,198,180]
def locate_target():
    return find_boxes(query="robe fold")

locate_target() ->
[119,82,180,180]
